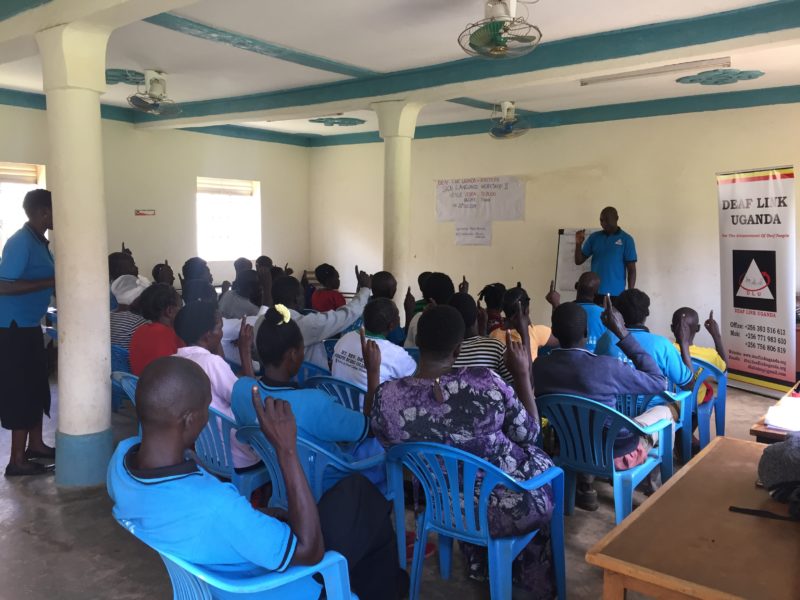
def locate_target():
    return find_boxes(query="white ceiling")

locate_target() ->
[0,0,794,137]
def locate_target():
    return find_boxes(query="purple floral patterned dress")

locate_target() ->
[371,366,556,598]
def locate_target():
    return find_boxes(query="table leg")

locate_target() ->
[603,571,627,600]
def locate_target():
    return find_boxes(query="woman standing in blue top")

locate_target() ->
[574,206,637,298]
[0,189,56,476]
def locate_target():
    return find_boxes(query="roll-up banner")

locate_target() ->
[717,166,796,392]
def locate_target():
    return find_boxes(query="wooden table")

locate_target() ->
[586,437,799,599]
[749,416,790,444]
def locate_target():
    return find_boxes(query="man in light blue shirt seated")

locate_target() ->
[574,207,637,297]
[107,356,407,600]
[595,289,694,390]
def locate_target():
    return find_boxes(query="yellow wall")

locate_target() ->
[0,104,311,284]
[309,103,800,336]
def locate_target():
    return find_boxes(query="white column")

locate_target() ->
[371,101,422,295]
[36,23,113,486]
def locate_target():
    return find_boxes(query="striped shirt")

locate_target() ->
[453,335,513,384]
[110,311,148,350]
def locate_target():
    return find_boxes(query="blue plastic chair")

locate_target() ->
[386,442,565,600]
[236,427,387,509]
[112,514,353,600]
[537,394,673,524]
[406,347,420,364]
[157,549,353,599]
[110,371,139,405]
[43,326,58,342]
[691,357,728,451]
[615,389,691,462]
[305,376,366,412]
[323,338,338,365]
[293,361,330,385]
[195,407,270,499]
[111,345,131,411]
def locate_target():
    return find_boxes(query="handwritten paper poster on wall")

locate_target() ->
[436,176,525,222]
[455,221,492,246]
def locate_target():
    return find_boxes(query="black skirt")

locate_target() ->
[0,323,51,430]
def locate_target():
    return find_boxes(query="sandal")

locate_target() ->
[5,460,54,477]
[25,446,56,460]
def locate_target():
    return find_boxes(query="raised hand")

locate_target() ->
[251,387,297,455]
[601,294,628,340]
[121,242,132,255]
[284,263,294,277]
[545,280,560,307]
[504,328,531,380]
[355,266,371,290]
[403,286,415,316]
[360,327,382,374]
[459,276,469,294]
[575,229,586,246]
[704,310,721,339]
[239,317,253,354]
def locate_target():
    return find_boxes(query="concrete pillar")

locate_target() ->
[371,101,422,296]
[36,23,113,486]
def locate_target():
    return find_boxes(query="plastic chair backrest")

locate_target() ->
[387,442,547,545]
[195,407,236,479]
[111,345,131,373]
[294,361,330,384]
[237,426,383,508]
[110,371,139,405]
[305,376,366,412]
[691,357,728,395]
[406,347,420,364]
[537,393,652,477]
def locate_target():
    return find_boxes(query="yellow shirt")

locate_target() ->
[673,343,726,404]
[490,324,552,361]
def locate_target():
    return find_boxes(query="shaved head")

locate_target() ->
[576,271,601,299]
[136,356,211,428]
[672,307,699,330]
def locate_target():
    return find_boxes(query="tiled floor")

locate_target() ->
[0,382,775,599]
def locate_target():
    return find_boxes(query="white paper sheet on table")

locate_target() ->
[765,396,800,431]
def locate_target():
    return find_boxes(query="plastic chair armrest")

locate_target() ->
[637,418,673,437]
[515,465,564,492]
[175,550,349,593]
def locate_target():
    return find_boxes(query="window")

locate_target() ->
[196,177,261,261]
[0,162,46,253]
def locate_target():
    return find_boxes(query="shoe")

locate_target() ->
[25,446,56,460]
[5,460,55,477]
[576,487,599,511]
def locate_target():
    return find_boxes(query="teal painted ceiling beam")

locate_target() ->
[0,0,51,21]
[135,0,800,123]
[2,84,800,148]
[144,12,378,78]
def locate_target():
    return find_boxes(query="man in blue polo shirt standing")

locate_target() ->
[575,206,637,298]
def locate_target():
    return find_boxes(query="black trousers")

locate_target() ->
[318,474,403,600]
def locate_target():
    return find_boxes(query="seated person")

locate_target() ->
[671,307,727,405]
[259,273,371,369]
[151,261,175,286]
[110,275,149,351]
[234,257,253,277]
[404,272,455,348]
[332,298,416,387]
[371,271,406,346]
[595,289,694,390]
[311,263,346,312]
[129,283,184,375]
[449,292,513,384]
[533,300,673,510]
[108,250,140,310]
[182,279,218,306]
[411,272,432,315]
[107,356,407,600]
[545,272,607,352]
[219,269,262,319]
[234,306,384,491]
[477,282,506,334]
[180,256,213,289]
[173,302,259,470]
[371,306,558,596]
[489,286,558,360]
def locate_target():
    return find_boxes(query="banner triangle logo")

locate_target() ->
[736,259,774,299]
